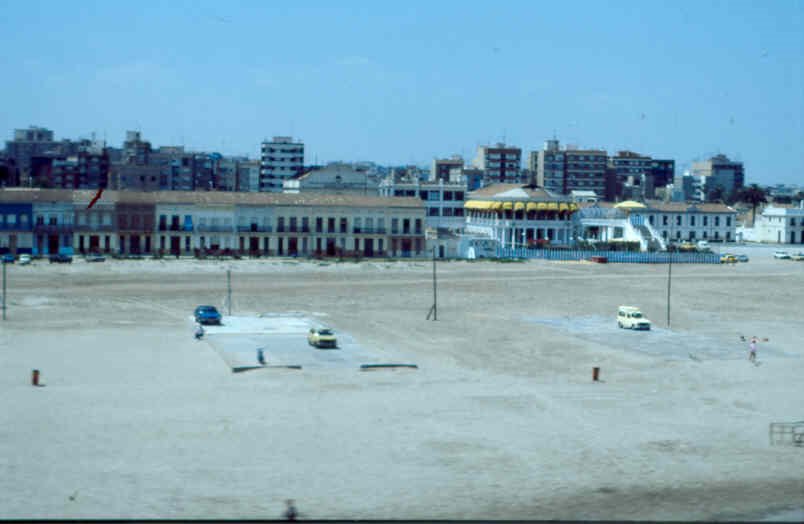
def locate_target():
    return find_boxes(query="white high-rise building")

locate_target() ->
[259,136,304,192]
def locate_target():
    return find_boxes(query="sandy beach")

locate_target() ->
[1,244,802,520]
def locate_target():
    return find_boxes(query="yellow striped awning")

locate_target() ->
[526,202,539,211]
[545,202,560,211]
[514,202,525,211]
[502,202,513,210]
[559,203,570,211]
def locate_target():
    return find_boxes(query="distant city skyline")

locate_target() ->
[2,0,802,184]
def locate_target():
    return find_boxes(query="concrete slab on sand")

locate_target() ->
[523,315,796,361]
[196,313,409,371]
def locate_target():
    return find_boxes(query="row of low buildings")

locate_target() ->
[0,189,427,258]
[0,185,749,258]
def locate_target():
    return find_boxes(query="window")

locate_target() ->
[354,217,362,233]
[442,208,453,217]
[428,207,440,216]
[377,218,384,232]
[277,217,285,232]
[428,191,440,201]
[339,217,347,233]
[648,215,654,225]
[703,216,708,226]
[302,217,309,232]
[676,215,682,226]
[715,216,720,226]
[289,217,297,232]
[315,217,323,233]
[726,217,732,226]
[455,191,464,201]
[454,208,464,217]
[391,218,399,234]
[327,217,335,232]
[443,191,453,201]
[662,215,668,226]
[690,216,696,226]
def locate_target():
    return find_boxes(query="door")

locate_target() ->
[249,237,259,253]
[363,238,374,257]
[48,235,59,254]
[170,236,180,256]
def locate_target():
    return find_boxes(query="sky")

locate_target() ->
[2,0,802,184]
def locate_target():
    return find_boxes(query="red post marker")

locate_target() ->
[32,369,40,386]
[592,367,600,382]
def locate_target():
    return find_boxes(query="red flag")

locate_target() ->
[87,188,104,209]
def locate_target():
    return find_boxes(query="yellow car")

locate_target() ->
[720,254,737,263]
[308,327,337,348]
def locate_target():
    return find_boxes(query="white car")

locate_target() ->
[617,306,652,330]
[18,254,32,265]
[774,251,791,259]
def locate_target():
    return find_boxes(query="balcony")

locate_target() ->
[33,223,74,233]
[196,224,234,233]
[237,225,273,233]
[74,224,115,232]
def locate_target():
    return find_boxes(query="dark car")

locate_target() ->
[85,253,106,262]
[2,254,14,264]
[194,305,222,325]
[49,254,73,264]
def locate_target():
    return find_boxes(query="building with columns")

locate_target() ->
[463,184,578,249]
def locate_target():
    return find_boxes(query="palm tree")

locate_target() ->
[737,184,768,226]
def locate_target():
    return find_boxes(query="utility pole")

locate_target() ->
[2,261,6,321]
[427,246,437,320]
[667,249,672,328]
[227,269,232,316]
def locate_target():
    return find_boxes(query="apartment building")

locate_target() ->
[473,143,522,184]
[260,136,304,192]
[691,154,745,200]
[431,156,464,182]
[378,174,466,230]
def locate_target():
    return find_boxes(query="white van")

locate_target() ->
[617,306,652,330]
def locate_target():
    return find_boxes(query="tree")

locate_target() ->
[706,184,725,202]
[736,184,768,226]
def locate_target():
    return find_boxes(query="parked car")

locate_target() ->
[720,254,737,263]
[194,305,222,325]
[774,251,791,259]
[617,306,652,330]
[736,254,749,262]
[49,254,73,263]
[85,253,106,262]
[791,252,804,261]
[18,254,32,265]
[2,254,14,264]
[697,240,710,250]
[308,327,338,348]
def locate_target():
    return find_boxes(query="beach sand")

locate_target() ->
[1,244,802,520]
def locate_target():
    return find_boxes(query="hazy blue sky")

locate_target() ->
[2,0,802,184]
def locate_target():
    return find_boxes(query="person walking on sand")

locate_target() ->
[194,324,205,340]
[257,348,265,366]
[283,499,298,521]
[749,336,757,362]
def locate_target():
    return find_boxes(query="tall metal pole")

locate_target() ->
[667,251,672,328]
[432,247,437,321]
[227,269,232,316]
[2,261,6,321]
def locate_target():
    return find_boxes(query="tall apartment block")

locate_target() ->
[260,136,304,192]
[534,139,607,196]
[473,143,522,184]
[691,154,744,200]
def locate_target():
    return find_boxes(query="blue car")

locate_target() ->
[2,254,14,264]
[194,305,222,325]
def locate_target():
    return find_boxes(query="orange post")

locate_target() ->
[592,367,600,381]
[32,369,40,386]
